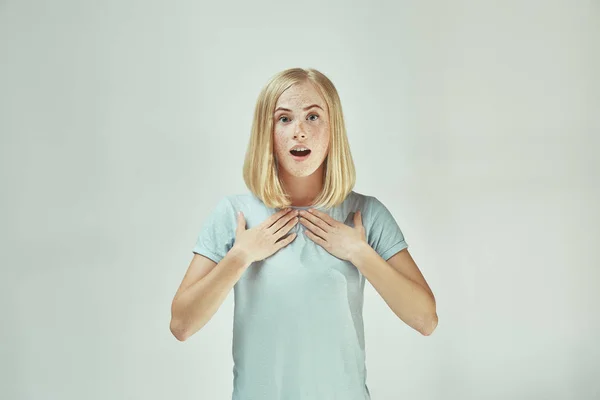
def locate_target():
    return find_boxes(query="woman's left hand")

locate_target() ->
[299,209,367,262]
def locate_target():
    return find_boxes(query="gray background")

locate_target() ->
[1,1,598,399]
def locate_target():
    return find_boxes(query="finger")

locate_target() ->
[263,208,292,229]
[300,216,327,237]
[274,215,299,240]
[307,209,335,226]
[236,211,246,234]
[276,232,297,249]
[304,229,327,248]
[301,211,330,232]
[355,210,362,226]
[269,210,298,234]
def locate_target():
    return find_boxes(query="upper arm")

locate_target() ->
[192,196,238,264]
[387,248,435,301]
[176,195,237,300]
[365,196,409,260]
[173,253,217,301]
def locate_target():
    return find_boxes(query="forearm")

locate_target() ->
[350,244,437,335]
[171,248,251,341]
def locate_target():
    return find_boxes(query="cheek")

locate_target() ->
[273,137,287,157]
[315,143,328,156]
[315,130,330,154]
[273,129,283,145]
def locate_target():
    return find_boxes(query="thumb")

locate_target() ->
[236,211,246,234]
[354,210,362,226]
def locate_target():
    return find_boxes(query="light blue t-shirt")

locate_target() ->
[193,190,408,400]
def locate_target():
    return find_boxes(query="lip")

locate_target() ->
[289,145,311,161]
[289,144,311,152]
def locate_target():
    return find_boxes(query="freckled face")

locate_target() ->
[273,81,330,177]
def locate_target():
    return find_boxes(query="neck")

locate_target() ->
[279,164,325,207]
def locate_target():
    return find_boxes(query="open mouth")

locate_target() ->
[289,149,311,157]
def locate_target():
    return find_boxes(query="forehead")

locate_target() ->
[275,81,324,107]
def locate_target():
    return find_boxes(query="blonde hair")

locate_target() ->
[242,68,356,210]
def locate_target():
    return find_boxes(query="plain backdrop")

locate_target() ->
[1,1,598,399]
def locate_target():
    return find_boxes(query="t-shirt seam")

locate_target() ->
[367,196,408,259]
[192,245,223,264]
[380,240,408,260]
[192,195,235,263]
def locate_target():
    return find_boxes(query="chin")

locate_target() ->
[280,161,324,178]
[292,169,318,178]
[285,166,316,177]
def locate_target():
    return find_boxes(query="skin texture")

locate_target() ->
[170,80,437,343]
[273,80,330,206]
[298,208,438,336]
[271,82,438,336]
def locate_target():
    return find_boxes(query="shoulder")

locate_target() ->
[226,192,265,210]
[209,194,235,211]
[209,192,253,207]
[350,190,388,217]
[214,192,272,222]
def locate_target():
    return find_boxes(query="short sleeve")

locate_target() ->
[192,196,238,264]
[365,196,409,261]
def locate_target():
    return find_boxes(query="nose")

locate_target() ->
[293,120,307,139]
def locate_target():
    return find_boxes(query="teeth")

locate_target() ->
[292,147,309,151]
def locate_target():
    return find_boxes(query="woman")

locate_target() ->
[170,67,438,400]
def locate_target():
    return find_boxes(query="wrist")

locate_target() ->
[229,245,253,267]
[349,241,372,265]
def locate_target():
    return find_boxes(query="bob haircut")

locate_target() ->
[242,67,356,210]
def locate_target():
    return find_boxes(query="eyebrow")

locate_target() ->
[274,104,324,114]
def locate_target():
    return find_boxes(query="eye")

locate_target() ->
[277,114,319,123]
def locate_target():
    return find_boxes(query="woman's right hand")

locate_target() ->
[232,208,299,264]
